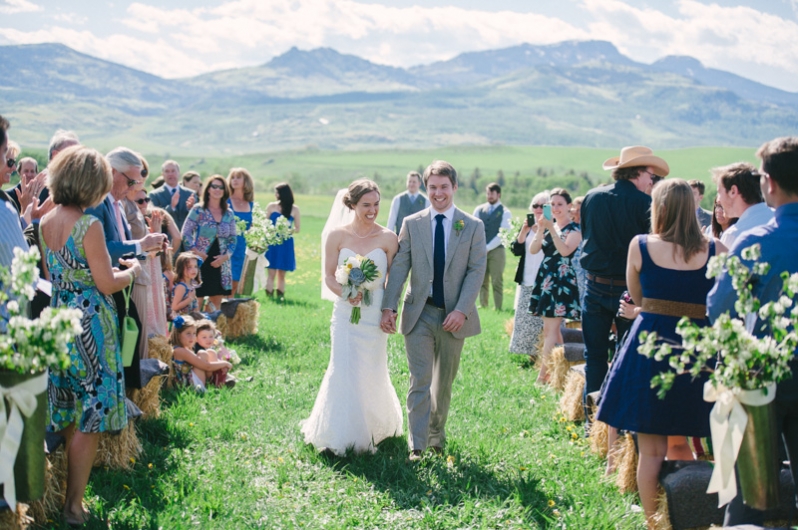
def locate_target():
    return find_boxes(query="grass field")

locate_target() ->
[57,205,652,530]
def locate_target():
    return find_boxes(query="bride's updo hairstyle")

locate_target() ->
[651,178,707,262]
[343,179,380,210]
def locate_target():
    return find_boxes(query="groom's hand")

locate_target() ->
[442,310,466,333]
[380,309,397,334]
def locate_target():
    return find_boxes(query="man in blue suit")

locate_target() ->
[149,159,195,231]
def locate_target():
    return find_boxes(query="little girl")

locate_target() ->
[170,315,232,392]
[172,252,202,316]
[162,247,175,321]
[195,319,237,388]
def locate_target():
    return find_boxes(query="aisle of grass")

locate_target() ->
[70,215,645,529]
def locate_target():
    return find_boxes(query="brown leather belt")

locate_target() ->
[586,273,626,287]
[641,298,706,320]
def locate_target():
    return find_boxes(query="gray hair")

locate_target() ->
[162,159,180,172]
[530,190,550,210]
[48,130,80,161]
[106,147,142,173]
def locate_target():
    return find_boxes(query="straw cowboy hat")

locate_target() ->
[602,146,670,177]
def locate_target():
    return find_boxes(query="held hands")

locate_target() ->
[380,309,397,334]
[140,232,167,253]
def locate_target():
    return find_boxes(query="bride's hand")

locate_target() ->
[348,291,363,306]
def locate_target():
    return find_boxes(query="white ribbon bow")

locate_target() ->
[703,380,776,508]
[0,371,48,511]
[245,248,270,293]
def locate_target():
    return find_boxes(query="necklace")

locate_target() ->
[350,224,376,238]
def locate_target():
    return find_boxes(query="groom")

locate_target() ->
[381,160,487,461]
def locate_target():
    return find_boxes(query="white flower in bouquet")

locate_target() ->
[236,204,294,253]
[344,256,362,269]
[335,254,381,324]
[334,266,350,285]
[498,217,524,249]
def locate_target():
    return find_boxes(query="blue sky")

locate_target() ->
[1,0,797,92]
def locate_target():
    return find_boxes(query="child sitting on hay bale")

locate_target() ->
[170,315,232,393]
[195,319,240,388]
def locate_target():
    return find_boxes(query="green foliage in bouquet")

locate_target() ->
[0,247,82,374]
[235,204,294,254]
[498,217,524,249]
[638,244,797,398]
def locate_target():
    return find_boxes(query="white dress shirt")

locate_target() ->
[428,204,456,296]
[720,202,774,248]
[387,192,429,233]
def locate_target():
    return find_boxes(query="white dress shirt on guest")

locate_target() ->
[476,201,513,252]
[720,202,774,248]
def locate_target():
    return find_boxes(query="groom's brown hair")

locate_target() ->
[423,160,457,188]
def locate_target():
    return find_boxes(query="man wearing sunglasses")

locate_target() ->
[84,147,167,264]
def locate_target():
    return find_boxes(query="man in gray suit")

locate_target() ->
[381,160,487,461]
[149,160,195,230]
[689,179,712,230]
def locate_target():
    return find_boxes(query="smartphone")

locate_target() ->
[542,204,552,220]
[526,213,536,226]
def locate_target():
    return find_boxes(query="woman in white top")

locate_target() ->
[509,191,549,358]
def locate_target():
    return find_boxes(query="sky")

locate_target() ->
[1,0,797,92]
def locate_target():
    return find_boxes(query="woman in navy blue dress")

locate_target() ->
[265,182,300,298]
[596,179,726,527]
[227,168,254,294]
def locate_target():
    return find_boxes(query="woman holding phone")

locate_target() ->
[509,191,549,358]
[527,188,582,384]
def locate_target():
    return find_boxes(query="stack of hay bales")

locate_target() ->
[216,299,259,340]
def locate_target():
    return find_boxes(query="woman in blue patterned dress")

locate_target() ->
[265,182,300,299]
[528,187,582,384]
[226,168,254,294]
[39,146,142,526]
[182,175,237,311]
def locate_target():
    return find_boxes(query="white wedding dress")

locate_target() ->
[300,247,404,455]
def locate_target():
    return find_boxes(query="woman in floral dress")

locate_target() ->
[528,187,582,383]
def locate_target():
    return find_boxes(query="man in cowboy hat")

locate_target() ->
[579,146,670,422]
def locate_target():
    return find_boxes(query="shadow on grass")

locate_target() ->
[304,436,548,519]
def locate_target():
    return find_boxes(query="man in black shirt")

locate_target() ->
[580,146,669,417]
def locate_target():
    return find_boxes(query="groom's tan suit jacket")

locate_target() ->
[383,207,487,339]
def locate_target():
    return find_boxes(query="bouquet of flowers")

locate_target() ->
[236,204,294,254]
[498,217,524,249]
[335,254,382,324]
[0,247,82,374]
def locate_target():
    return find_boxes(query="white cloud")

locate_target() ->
[0,0,41,15]
[51,12,88,25]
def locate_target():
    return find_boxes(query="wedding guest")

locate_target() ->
[227,167,254,294]
[48,129,80,163]
[528,188,581,383]
[509,192,548,358]
[172,252,202,316]
[150,160,195,231]
[39,145,141,526]
[131,188,169,337]
[386,171,429,234]
[689,179,712,230]
[182,170,202,194]
[265,182,300,299]
[708,196,738,239]
[580,146,668,422]
[570,195,586,308]
[713,162,773,247]
[474,182,512,310]
[195,318,234,388]
[597,179,724,528]
[6,156,40,212]
[170,315,231,393]
[182,176,236,311]
[708,137,798,526]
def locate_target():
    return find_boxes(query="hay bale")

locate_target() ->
[589,420,609,458]
[565,320,581,329]
[217,300,259,340]
[147,334,172,365]
[560,369,586,421]
[93,422,142,471]
[27,447,67,525]
[504,318,514,337]
[129,374,165,420]
[0,503,32,529]
[546,346,584,392]
[613,433,638,493]
[650,487,670,530]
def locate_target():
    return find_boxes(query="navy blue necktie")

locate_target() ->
[170,187,177,196]
[433,214,446,308]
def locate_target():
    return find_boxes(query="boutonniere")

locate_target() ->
[453,219,465,234]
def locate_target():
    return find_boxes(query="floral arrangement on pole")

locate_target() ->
[236,204,293,254]
[335,254,382,324]
[638,244,797,507]
[0,247,82,374]
[498,217,524,249]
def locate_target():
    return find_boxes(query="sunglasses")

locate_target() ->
[209,183,225,190]
[135,197,151,205]
[6,158,16,168]
[531,203,545,209]
[119,169,140,188]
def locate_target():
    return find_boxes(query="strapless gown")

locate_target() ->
[300,248,404,455]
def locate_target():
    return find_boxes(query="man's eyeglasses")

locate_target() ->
[135,197,151,205]
[531,203,545,209]
[6,158,16,169]
[208,183,225,190]
[118,169,140,188]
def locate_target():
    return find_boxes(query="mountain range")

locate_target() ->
[1,40,796,154]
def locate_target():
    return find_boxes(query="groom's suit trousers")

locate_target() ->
[405,303,465,450]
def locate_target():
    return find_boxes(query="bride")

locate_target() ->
[300,179,404,455]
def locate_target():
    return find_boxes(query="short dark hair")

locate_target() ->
[757,137,798,197]
[688,179,705,195]
[612,166,646,181]
[712,162,763,206]
[422,160,457,188]
[0,115,8,147]
[406,171,421,183]
[549,187,573,204]
[486,182,501,194]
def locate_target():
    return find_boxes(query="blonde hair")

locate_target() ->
[6,140,20,161]
[227,168,254,202]
[651,179,707,262]
[169,315,197,347]
[48,145,112,208]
